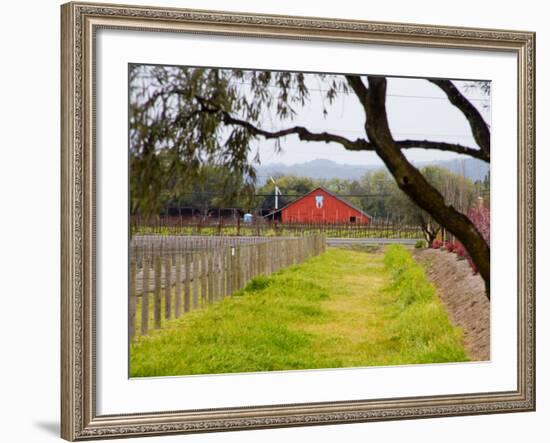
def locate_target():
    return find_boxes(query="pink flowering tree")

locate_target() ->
[463,204,490,274]
[468,205,490,244]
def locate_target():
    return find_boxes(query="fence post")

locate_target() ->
[192,252,199,309]
[246,245,251,283]
[208,252,214,304]
[175,253,182,318]
[265,242,270,275]
[251,244,256,279]
[216,251,222,301]
[277,240,282,271]
[273,241,278,272]
[287,239,291,267]
[234,246,240,292]
[164,254,172,320]
[212,251,219,301]
[154,255,162,329]
[141,256,149,335]
[184,252,191,312]
[201,251,207,306]
[240,245,249,289]
[217,250,223,300]
[237,246,243,290]
[250,244,256,278]
[274,241,278,272]
[219,250,226,300]
[129,259,137,340]
[225,247,231,297]
[264,243,268,275]
[265,242,270,274]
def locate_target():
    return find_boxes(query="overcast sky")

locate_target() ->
[246,76,491,167]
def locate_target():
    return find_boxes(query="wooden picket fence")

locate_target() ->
[129,235,326,340]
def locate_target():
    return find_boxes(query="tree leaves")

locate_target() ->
[129,65,349,216]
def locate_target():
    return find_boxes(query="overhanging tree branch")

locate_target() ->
[223,113,369,151]
[196,96,488,160]
[345,76,489,161]
[362,75,490,297]
[395,140,490,162]
[428,79,490,158]
[339,75,491,296]
[195,95,368,151]
[396,140,489,161]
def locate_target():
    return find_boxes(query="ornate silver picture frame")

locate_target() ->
[61,1,535,440]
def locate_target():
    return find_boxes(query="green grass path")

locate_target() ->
[130,246,467,377]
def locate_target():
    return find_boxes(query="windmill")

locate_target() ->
[270,177,282,210]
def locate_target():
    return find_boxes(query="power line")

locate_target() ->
[134,72,490,103]
[227,79,490,102]
[254,193,392,198]
[169,192,394,198]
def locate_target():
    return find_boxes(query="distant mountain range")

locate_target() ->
[256,158,489,184]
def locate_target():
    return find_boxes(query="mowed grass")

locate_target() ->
[130,245,467,377]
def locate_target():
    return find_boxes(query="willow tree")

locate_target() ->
[130,65,491,297]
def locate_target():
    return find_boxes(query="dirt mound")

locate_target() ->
[413,248,490,361]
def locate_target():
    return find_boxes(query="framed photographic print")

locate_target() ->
[61,1,536,440]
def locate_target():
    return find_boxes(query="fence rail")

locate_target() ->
[129,235,326,340]
[131,234,274,255]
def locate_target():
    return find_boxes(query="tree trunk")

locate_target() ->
[422,226,439,246]
[349,76,490,297]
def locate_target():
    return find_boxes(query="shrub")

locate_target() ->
[431,239,443,249]
[415,240,426,249]
[455,242,467,259]
[445,241,460,253]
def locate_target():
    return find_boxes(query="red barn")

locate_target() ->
[274,187,370,224]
